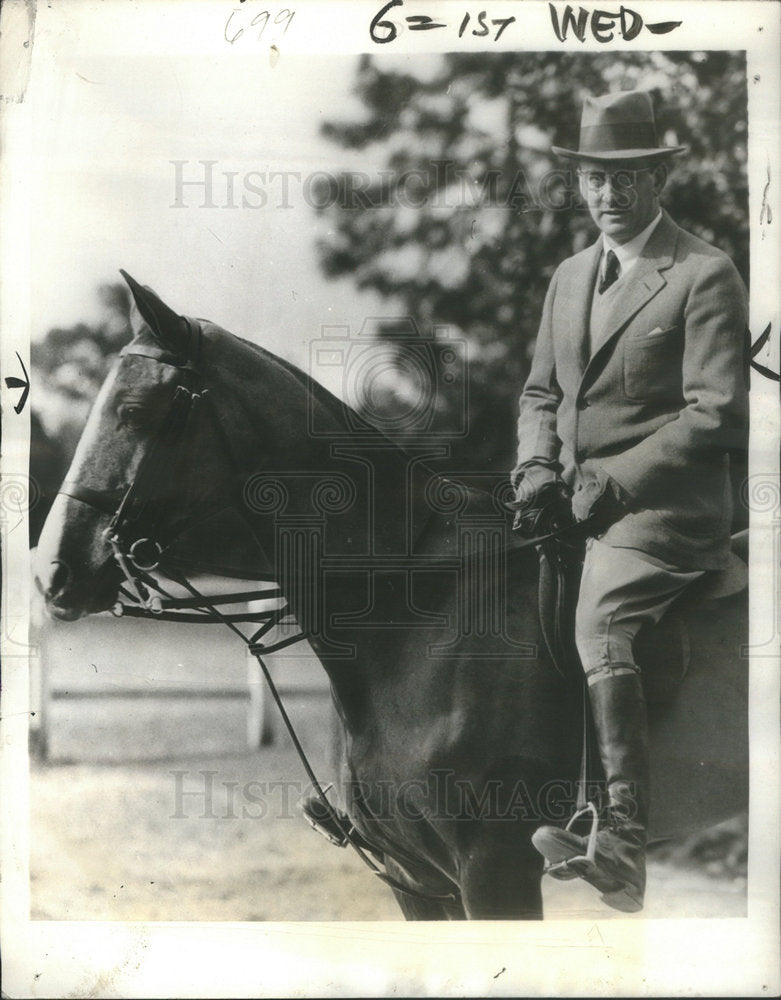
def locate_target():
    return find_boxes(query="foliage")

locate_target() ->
[315,51,749,476]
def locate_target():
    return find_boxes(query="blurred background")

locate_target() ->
[28,46,749,920]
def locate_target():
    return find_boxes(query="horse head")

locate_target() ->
[35,273,266,618]
[34,272,432,622]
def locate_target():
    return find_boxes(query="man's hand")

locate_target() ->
[572,472,628,533]
[508,478,573,538]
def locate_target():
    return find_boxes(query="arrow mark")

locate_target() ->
[5,352,30,413]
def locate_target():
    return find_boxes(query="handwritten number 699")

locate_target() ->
[225,7,296,45]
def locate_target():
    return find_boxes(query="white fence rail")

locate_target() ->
[30,578,329,763]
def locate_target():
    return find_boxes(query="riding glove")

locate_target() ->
[572,471,628,532]
[509,477,573,538]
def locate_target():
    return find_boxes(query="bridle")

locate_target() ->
[55,344,461,906]
[106,383,203,612]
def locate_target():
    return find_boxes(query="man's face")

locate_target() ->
[578,160,666,244]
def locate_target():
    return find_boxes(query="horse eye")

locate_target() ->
[117,404,148,430]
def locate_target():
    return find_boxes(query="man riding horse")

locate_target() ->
[511,90,749,911]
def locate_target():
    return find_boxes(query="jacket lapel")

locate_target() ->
[583,212,678,378]
[568,239,602,375]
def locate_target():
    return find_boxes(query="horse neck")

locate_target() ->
[199,331,515,726]
[205,328,448,570]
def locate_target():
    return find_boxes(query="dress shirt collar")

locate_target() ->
[601,210,663,275]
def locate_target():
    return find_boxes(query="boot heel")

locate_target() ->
[546,855,595,881]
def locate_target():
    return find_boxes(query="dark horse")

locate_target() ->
[35,275,748,919]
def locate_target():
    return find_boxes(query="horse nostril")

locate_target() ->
[44,560,72,599]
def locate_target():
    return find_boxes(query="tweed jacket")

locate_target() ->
[512,211,749,570]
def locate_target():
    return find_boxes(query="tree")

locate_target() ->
[315,51,749,479]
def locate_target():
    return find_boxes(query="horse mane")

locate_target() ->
[209,325,421,452]
[199,324,510,537]
[125,317,505,529]
[199,324,516,537]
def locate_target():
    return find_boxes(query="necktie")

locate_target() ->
[598,249,620,294]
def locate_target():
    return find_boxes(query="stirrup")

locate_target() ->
[543,800,600,878]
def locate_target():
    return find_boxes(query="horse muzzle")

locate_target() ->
[35,557,79,620]
[34,552,121,621]
[34,495,124,620]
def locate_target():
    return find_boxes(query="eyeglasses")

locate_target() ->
[577,168,652,192]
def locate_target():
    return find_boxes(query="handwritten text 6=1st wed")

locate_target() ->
[369,1,683,45]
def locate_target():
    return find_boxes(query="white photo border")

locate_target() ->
[2,1,779,996]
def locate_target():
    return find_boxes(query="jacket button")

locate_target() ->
[577,398,590,410]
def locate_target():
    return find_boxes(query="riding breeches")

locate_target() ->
[575,538,705,684]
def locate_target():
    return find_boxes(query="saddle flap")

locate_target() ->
[537,531,748,700]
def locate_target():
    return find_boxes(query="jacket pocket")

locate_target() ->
[623,327,683,401]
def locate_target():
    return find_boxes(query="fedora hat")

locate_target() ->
[552,90,687,162]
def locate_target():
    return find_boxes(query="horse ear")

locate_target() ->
[120,269,192,358]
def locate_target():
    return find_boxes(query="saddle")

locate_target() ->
[539,529,748,704]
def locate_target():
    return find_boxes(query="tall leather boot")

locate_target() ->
[532,667,649,913]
